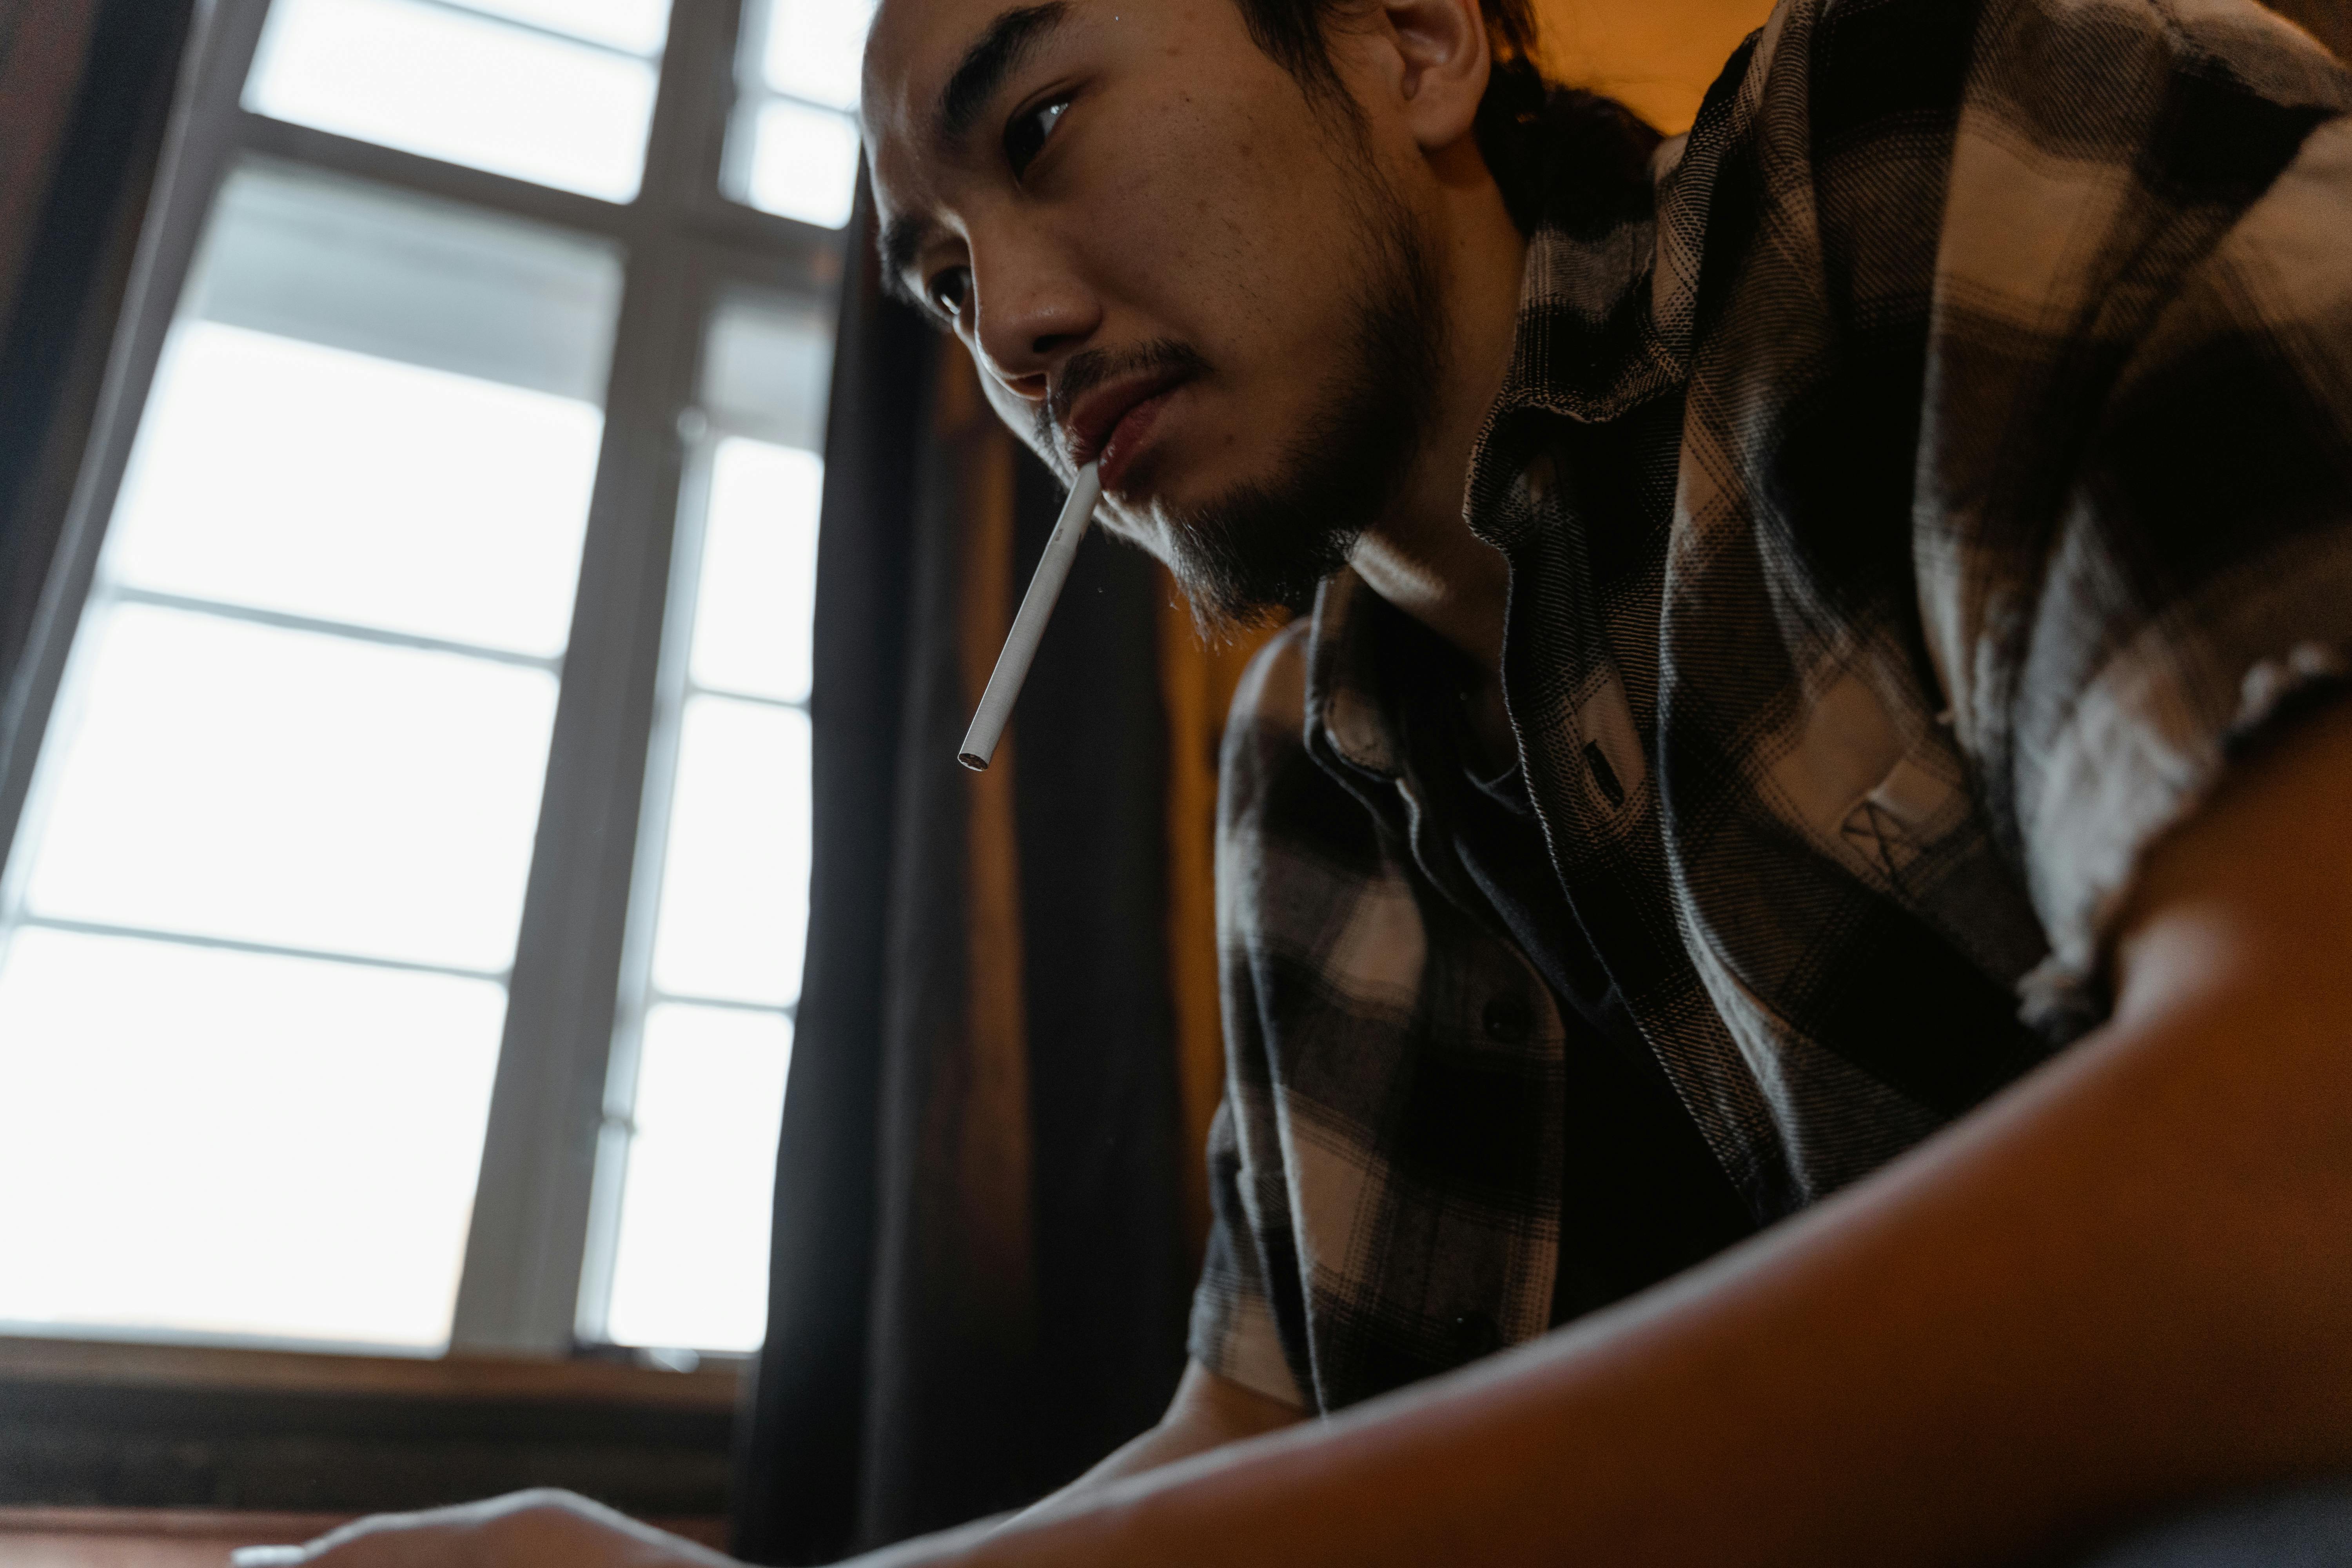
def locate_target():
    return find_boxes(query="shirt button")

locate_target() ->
[1448,1312,1503,1363]
[1481,993,1533,1044]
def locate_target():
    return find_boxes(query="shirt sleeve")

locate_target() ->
[2005,113,2352,1030]
[1186,1097,1307,1408]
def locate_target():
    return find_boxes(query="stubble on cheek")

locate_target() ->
[962,33,1428,617]
[1097,89,1386,515]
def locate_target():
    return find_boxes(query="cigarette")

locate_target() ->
[958,460,1103,771]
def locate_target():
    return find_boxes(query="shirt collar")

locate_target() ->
[1304,567,1400,779]
[1303,33,1775,773]
[1461,28,1772,553]
[1304,209,1673,779]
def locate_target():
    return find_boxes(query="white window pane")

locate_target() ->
[249,0,659,202]
[760,0,875,110]
[0,929,504,1350]
[188,161,624,409]
[650,699,809,1006]
[699,295,834,452]
[468,0,671,55]
[108,323,602,658]
[690,440,820,703]
[742,100,860,229]
[603,1004,791,1352]
[24,606,557,973]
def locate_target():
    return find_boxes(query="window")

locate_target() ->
[727,0,874,229]
[579,294,829,1355]
[247,0,670,201]
[0,0,864,1361]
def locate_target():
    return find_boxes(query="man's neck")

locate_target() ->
[1350,147,1527,692]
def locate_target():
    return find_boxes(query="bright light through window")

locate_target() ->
[0,0,858,1364]
[762,0,872,110]
[603,1005,793,1353]
[469,0,673,55]
[23,605,559,973]
[651,699,812,1008]
[247,0,665,202]
[0,931,506,1349]
[0,163,620,1353]
[110,324,602,659]
[744,99,862,230]
[729,0,874,228]
[691,440,821,703]
[581,296,832,1354]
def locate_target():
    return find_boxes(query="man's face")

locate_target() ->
[863,0,1446,625]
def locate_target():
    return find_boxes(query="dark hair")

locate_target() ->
[1230,0,1662,236]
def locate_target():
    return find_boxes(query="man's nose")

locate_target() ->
[970,248,1099,401]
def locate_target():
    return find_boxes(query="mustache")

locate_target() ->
[1036,337,1214,465]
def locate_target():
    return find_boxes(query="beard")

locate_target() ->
[1170,181,1447,636]
[1045,169,1449,639]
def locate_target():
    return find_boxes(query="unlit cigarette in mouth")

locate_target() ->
[958,460,1103,771]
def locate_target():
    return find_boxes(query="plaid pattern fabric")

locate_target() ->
[1189,0,2352,1414]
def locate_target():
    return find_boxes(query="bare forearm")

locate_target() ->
[1003,1361,1306,1528]
[861,716,2352,1568]
[1052,1408,1260,1497]
[900,992,2348,1566]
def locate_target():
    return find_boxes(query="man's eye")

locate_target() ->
[927,265,971,319]
[1003,96,1070,178]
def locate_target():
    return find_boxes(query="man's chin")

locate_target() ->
[1100,430,1214,513]
[1153,483,1358,638]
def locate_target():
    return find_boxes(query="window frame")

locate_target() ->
[0,0,849,1360]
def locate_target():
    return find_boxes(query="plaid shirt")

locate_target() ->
[1189,0,2352,1414]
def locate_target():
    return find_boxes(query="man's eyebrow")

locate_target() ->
[874,4,1072,310]
[938,2,1071,147]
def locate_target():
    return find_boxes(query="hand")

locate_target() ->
[229,1488,738,1568]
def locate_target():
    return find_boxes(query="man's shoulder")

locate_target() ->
[1942,0,2350,227]
[1213,612,1399,885]
[1218,617,1313,778]
[1701,0,2350,295]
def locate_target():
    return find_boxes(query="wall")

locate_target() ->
[1533,0,1776,132]
[1534,0,2347,133]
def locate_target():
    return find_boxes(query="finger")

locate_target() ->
[230,1509,420,1568]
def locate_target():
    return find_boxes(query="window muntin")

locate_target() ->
[577,293,831,1355]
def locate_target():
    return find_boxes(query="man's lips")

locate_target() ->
[1063,367,1196,486]
[1094,387,1185,492]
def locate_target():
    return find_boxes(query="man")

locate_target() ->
[257,0,2352,1562]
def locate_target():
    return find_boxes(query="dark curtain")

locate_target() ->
[730,174,1196,1564]
[0,0,192,703]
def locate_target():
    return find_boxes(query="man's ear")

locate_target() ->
[1371,0,1493,151]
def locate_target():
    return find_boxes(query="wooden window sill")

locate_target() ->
[0,1334,742,1408]
[0,1336,745,1521]
[0,1507,729,1566]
